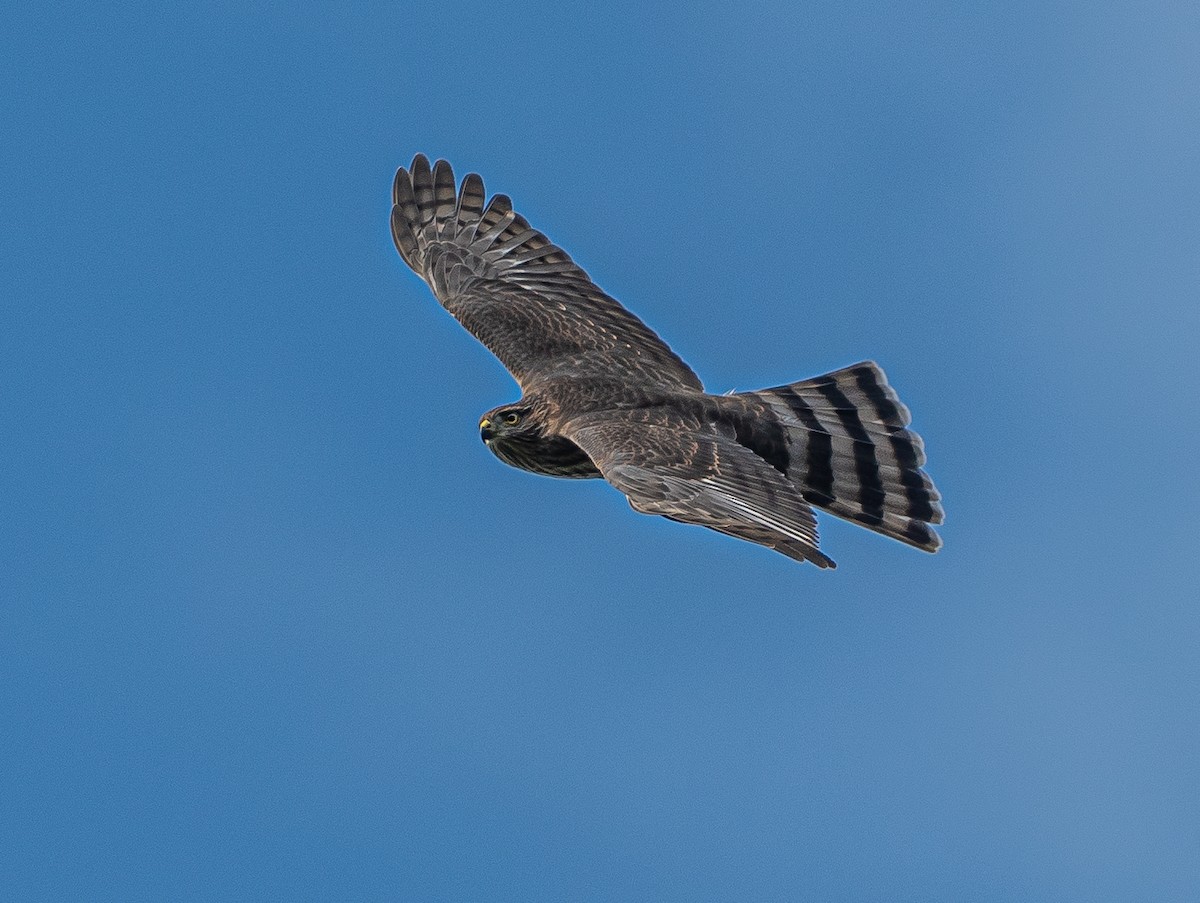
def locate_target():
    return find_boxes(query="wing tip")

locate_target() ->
[813,552,837,569]
[410,152,431,176]
[392,166,409,205]
[390,206,420,268]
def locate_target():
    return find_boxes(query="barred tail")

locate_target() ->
[741,362,944,552]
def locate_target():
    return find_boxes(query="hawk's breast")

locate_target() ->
[488,433,601,479]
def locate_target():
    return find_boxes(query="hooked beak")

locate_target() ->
[479,418,494,443]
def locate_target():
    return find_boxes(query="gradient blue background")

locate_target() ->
[4,2,1198,900]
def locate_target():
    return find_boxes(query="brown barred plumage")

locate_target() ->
[392,155,943,568]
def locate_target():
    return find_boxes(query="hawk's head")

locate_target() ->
[479,404,539,446]
[478,403,599,479]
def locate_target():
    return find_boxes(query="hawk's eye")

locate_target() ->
[502,411,521,426]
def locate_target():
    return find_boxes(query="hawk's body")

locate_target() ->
[391,155,943,567]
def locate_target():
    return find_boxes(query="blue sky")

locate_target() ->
[3,1,1198,899]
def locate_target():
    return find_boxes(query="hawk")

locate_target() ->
[391,155,943,568]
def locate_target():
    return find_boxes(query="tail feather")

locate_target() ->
[739,361,944,552]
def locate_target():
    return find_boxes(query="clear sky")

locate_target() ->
[4,1,1198,900]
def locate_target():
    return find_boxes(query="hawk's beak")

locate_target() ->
[479,418,494,443]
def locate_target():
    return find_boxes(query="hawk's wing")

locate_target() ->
[391,155,702,392]
[566,414,836,568]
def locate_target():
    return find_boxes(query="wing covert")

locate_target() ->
[566,413,836,568]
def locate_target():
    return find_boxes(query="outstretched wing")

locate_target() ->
[391,155,702,392]
[566,413,836,568]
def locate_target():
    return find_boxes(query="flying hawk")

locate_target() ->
[391,155,943,568]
